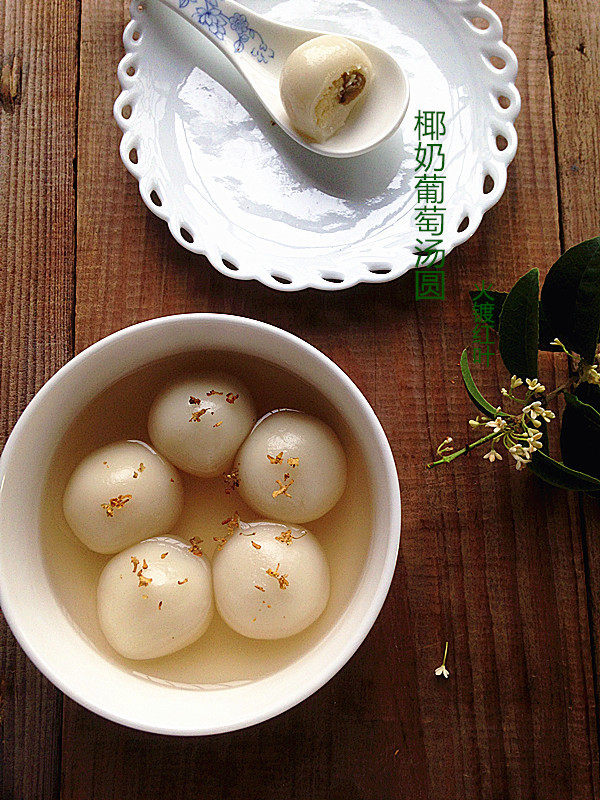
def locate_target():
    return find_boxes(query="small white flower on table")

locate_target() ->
[435,641,450,679]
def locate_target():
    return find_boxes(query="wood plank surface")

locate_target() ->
[57,1,600,800]
[1,0,599,797]
[545,0,600,746]
[0,0,79,797]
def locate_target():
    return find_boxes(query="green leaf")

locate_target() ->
[470,289,507,332]
[469,288,561,353]
[528,450,600,492]
[498,268,540,379]
[459,349,507,418]
[560,389,600,478]
[540,236,600,363]
[538,303,559,351]
[564,391,600,431]
[571,382,600,411]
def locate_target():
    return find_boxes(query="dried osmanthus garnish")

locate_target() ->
[272,477,294,498]
[101,494,132,517]
[190,408,207,422]
[189,395,202,405]
[136,558,152,588]
[212,536,229,551]
[213,421,223,428]
[255,585,266,592]
[161,552,168,559]
[223,513,240,533]
[266,451,283,464]
[266,562,289,590]
[206,390,223,396]
[287,457,300,468]
[275,529,293,545]
[251,541,261,550]
[223,467,239,494]
[226,393,239,404]
[275,529,307,546]
[214,513,240,550]
[158,601,163,610]
[189,537,203,556]
[178,578,188,585]
[137,569,152,588]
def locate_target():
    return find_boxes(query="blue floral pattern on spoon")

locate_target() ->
[179,0,275,62]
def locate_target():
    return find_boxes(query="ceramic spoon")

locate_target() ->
[155,0,410,158]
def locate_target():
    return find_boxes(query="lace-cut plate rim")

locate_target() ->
[115,0,520,292]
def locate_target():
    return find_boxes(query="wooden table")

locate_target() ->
[1,1,600,797]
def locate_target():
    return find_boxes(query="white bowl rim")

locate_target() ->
[0,314,401,735]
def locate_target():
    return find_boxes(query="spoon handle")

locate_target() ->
[157,0,277,66]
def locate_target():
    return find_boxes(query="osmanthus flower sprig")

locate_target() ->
[427,234,600,494]
[428,374,556,471]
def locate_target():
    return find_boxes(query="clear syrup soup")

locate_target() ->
[41,351,373,688]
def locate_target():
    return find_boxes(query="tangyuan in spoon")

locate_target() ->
[156,0,410,158]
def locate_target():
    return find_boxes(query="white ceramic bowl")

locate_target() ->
[0,315,400,735]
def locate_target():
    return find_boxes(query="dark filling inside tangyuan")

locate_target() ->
[338,70,366,105]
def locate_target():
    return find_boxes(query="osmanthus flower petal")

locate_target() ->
[483,449,502,462]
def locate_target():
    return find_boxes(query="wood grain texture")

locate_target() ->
[0,0,593,797]
[57,1,600,799]
[545,0,600,748]
[545,0,600,246]
[0,0,79,797]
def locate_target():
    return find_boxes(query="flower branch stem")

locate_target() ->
[545,381,572,402]
[427,431,499,468]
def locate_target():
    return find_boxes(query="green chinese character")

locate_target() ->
[415,175,445,205]
[415,240,445,269]
[415,270,445,300]
[415,142,445,173]
[473,341,495,367]
[414,110,447,140]
[472,281,497,326]
[415,207,445,235]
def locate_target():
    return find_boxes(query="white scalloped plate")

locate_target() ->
[115,0,520,291]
